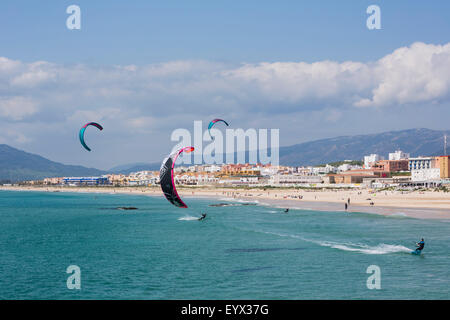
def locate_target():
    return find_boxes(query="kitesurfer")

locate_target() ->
[198,213,207,221]
[284,208,289,213]
[414,238,425,254]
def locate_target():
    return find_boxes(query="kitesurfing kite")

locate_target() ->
[160,146,195,208]
[208,118,229,140]
[79,122,103,152]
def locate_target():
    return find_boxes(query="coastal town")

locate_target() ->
[15,150,450,190]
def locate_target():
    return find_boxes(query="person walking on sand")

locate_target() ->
[347,198,350,205]
[344,203,348,210]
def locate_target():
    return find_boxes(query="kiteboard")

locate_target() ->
[411,250,421,255]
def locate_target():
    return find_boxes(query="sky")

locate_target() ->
[0,0,450,169]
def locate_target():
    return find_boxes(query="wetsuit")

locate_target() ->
[415,240,425,253]
[198,214,206,221]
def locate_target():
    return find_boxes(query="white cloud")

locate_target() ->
[0,57,22,73]
[0,42,449,167]
[1,42,449,119]
[355,42,450,107]
[0,96,38,120]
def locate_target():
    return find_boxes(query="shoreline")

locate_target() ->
[1,185,450,220]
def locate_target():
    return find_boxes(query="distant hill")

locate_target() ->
[278,128,450,166]
[0,144,106,182]
[2,128,449,181]
[113,128,449,171]
[109,162,161,174]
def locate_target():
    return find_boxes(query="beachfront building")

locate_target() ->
[203,165,222,173]
[389,150,410,161]
[408,157,434,170]
[217,176,260,185]
[221,164,261,176]
[327,169,389,184]
[259,165,281,176]
[363,154,384,169]
[268,174,322,186]
[373,159,409,172]
[439,156,450,178]
[43,177,65,185]
[410,156,441,182]
[106,174,128,186]
[311,164,337,175]
[127,171,159,186]
[173,173,218,186]
[63,177,109,186]
[362,176,410,188]
[411,168,441,182]
[337,163,363,172]
[196,174,219,185]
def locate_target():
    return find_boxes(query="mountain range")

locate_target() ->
[0,144,106,183]
[0,128,448,182]
[278,128,449,166]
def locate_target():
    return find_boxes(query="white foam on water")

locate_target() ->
[234,199,259,204]
[216,198,259,204]
[256,230,413,255]
[317,242,412,254]
[390,212,408,217]
[178,215,199,221]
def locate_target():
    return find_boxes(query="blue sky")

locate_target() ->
[0,1,450,169]
[2,0,449,64]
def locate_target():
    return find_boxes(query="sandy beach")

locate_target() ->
[2,185,450,220]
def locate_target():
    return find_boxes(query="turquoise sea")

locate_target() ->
[0,190,449,300]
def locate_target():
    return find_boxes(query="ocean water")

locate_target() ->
[0,190,449,300]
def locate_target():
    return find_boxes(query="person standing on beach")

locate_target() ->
[347,198,350,205]
[344,203,348,210]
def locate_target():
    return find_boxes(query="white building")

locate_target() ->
[127,171,159,186]
[337,163,363,172]
[260,166,280,176]
[408,157,434,171]
[364,154,384,169]
[411,168,440,182]
[269,174,323,185]
[312,164,336,175]
[203,165,221,173]
[389,150,410,161]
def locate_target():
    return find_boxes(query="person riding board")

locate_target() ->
[198,213,206,221]
[414,238,425,254]
[284,208,289,213]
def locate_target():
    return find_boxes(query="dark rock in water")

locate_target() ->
[209,203,230,207]
[116,207,138,210]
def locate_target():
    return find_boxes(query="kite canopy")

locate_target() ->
[208,118,229,140]
[160,146,195,208]
[79,122,103,152]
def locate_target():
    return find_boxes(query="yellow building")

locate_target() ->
[439,156,450,178]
